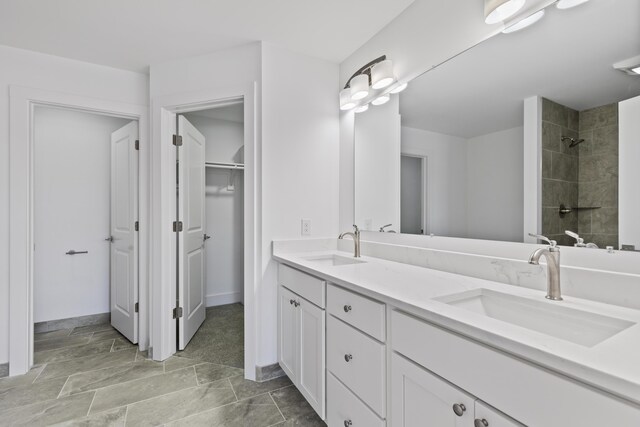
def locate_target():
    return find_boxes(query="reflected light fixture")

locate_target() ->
[556,0,589,9]
[389,82,408,94]
[371,59,395,89]
[371,95,390,106]
[350,74,369,100]
[339,89,356,110]
[354,105,369,113]
[503,9,545,33]
[485,0,525,24]
[632,66,640,75]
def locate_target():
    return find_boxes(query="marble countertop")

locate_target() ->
[272,240,640,407]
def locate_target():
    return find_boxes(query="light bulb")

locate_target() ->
[371,95,390,106]
[371,59,395,90]
[350,74,369,101]
[485,0,525,25]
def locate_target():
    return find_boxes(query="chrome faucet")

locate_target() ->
[339,225,361,258]
[528,233,562,301]
[379,224,393,232]
[565,230,599,248]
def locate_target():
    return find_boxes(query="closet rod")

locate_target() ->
[205,162,245,170]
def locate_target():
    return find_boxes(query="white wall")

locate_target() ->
[401,126,468,237]
[354,97,401,231]
[34,107,130,322]
[261,42,339,365]
[467,127,523,242]
[183,113,245,306]
[619,95,640,250]
[0,45,148,364]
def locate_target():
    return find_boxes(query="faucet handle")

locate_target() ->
[528,233,557,248]
[352,224,360,233]
[565,230,584,245]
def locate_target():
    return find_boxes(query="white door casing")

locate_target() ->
[177,115,206,349]
[110,121,139,343]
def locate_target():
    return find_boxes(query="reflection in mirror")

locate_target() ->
[353,0,640,249]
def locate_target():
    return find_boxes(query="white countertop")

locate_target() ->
[273,244,640,407]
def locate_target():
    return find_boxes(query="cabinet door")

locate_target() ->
[298,298,326,419]
[475,400,525,427]
[278,286,299,383]
[391,352,475,427]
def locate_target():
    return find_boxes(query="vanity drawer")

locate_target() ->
[327,284,385,341]
[278,264,325,308]
[391,310,640,427]
[327,314,386,417]
[327,373,385,427]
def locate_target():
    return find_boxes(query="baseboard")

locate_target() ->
[34,312,110,333]
[205,291,243,307]
[255,363,285,382]
[0,363,8,378]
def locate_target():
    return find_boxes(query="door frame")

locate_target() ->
[8,86,149,376]
[400,152,429,234]
[151,83,259,380]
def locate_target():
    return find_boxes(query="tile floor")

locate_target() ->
[0,304,326,426]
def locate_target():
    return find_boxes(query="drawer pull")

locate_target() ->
[452,403,466,416]
[344,353,353,362]
[344,420,353,427]
[289,299,295,305]
[289,299,300,307]
[343,304,352,312]
[474,419,489,427]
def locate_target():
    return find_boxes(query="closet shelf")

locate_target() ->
[205,161,244,170]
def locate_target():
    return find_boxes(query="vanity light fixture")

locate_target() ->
[354,105,369,113]
[556,0,589,9]
[502,9,545,33]
[350,74,369,100]
[484,0,525,25]
[339,89,356,110]
[371,59,395,90]
[389,82,408,94]
[371,94,390,106]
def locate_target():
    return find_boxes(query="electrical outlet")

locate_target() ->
[301,219,312,236]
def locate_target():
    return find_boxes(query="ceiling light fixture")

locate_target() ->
[613,55,640,76]
[354,105,369,113]
[389,82,408,94]
[556,0,589,9]
[339,89,356,110]
[371,59,395,89]
[503,9,545,33]
[485,0,525,24]
[371,95,390,106]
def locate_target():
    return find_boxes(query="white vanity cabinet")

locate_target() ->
[391,352,522,427]
[277,265,326,419]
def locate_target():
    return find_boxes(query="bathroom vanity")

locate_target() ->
[274,241,640,427]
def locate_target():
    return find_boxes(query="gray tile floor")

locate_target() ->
[0,304,326,426]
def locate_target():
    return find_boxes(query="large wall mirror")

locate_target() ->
[354,0,640,250]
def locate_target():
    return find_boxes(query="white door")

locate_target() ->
[177,115,206,349]
[278,286,299,382]
[391,352,476,427]
[110,121,139,343]
[298,297,326,419]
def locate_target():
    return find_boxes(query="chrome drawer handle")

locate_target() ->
[452,403,466,416]
[344,420,352,427]
[344,354,353,362]
[343,305,352,313]
[294,300,300,307]
[475,419,489,427]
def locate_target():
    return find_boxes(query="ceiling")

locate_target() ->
[0,0,414,73]
[186,102,244,123]
[400,0,640,138]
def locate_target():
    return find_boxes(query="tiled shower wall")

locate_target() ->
[541,98,619,248]
[541,98,579,246]
[577,103,618,248]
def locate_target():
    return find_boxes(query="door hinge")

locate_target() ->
[173,307,183,319]
[135,139,139,150]
[135,221,139,231]
[173,134,183,146]
[134,302,139,313]
[173,221,183,232]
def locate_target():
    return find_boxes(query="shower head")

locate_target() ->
[561,136,585,147]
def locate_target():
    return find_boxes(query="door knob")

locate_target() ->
[344,354,353,362]
[289,299,295,305]
[344,421,353,427]
[203,234,211,241]
[474,419,489,427]
[105,236,113,242]
[452,403,466,416]
[343,305,352,313]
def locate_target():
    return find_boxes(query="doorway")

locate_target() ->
[32,106,140,353]
[173,102,246,368]
[400,154,427,235]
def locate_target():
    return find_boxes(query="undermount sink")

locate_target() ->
[302,254,366,267]
[436,289,634,347]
